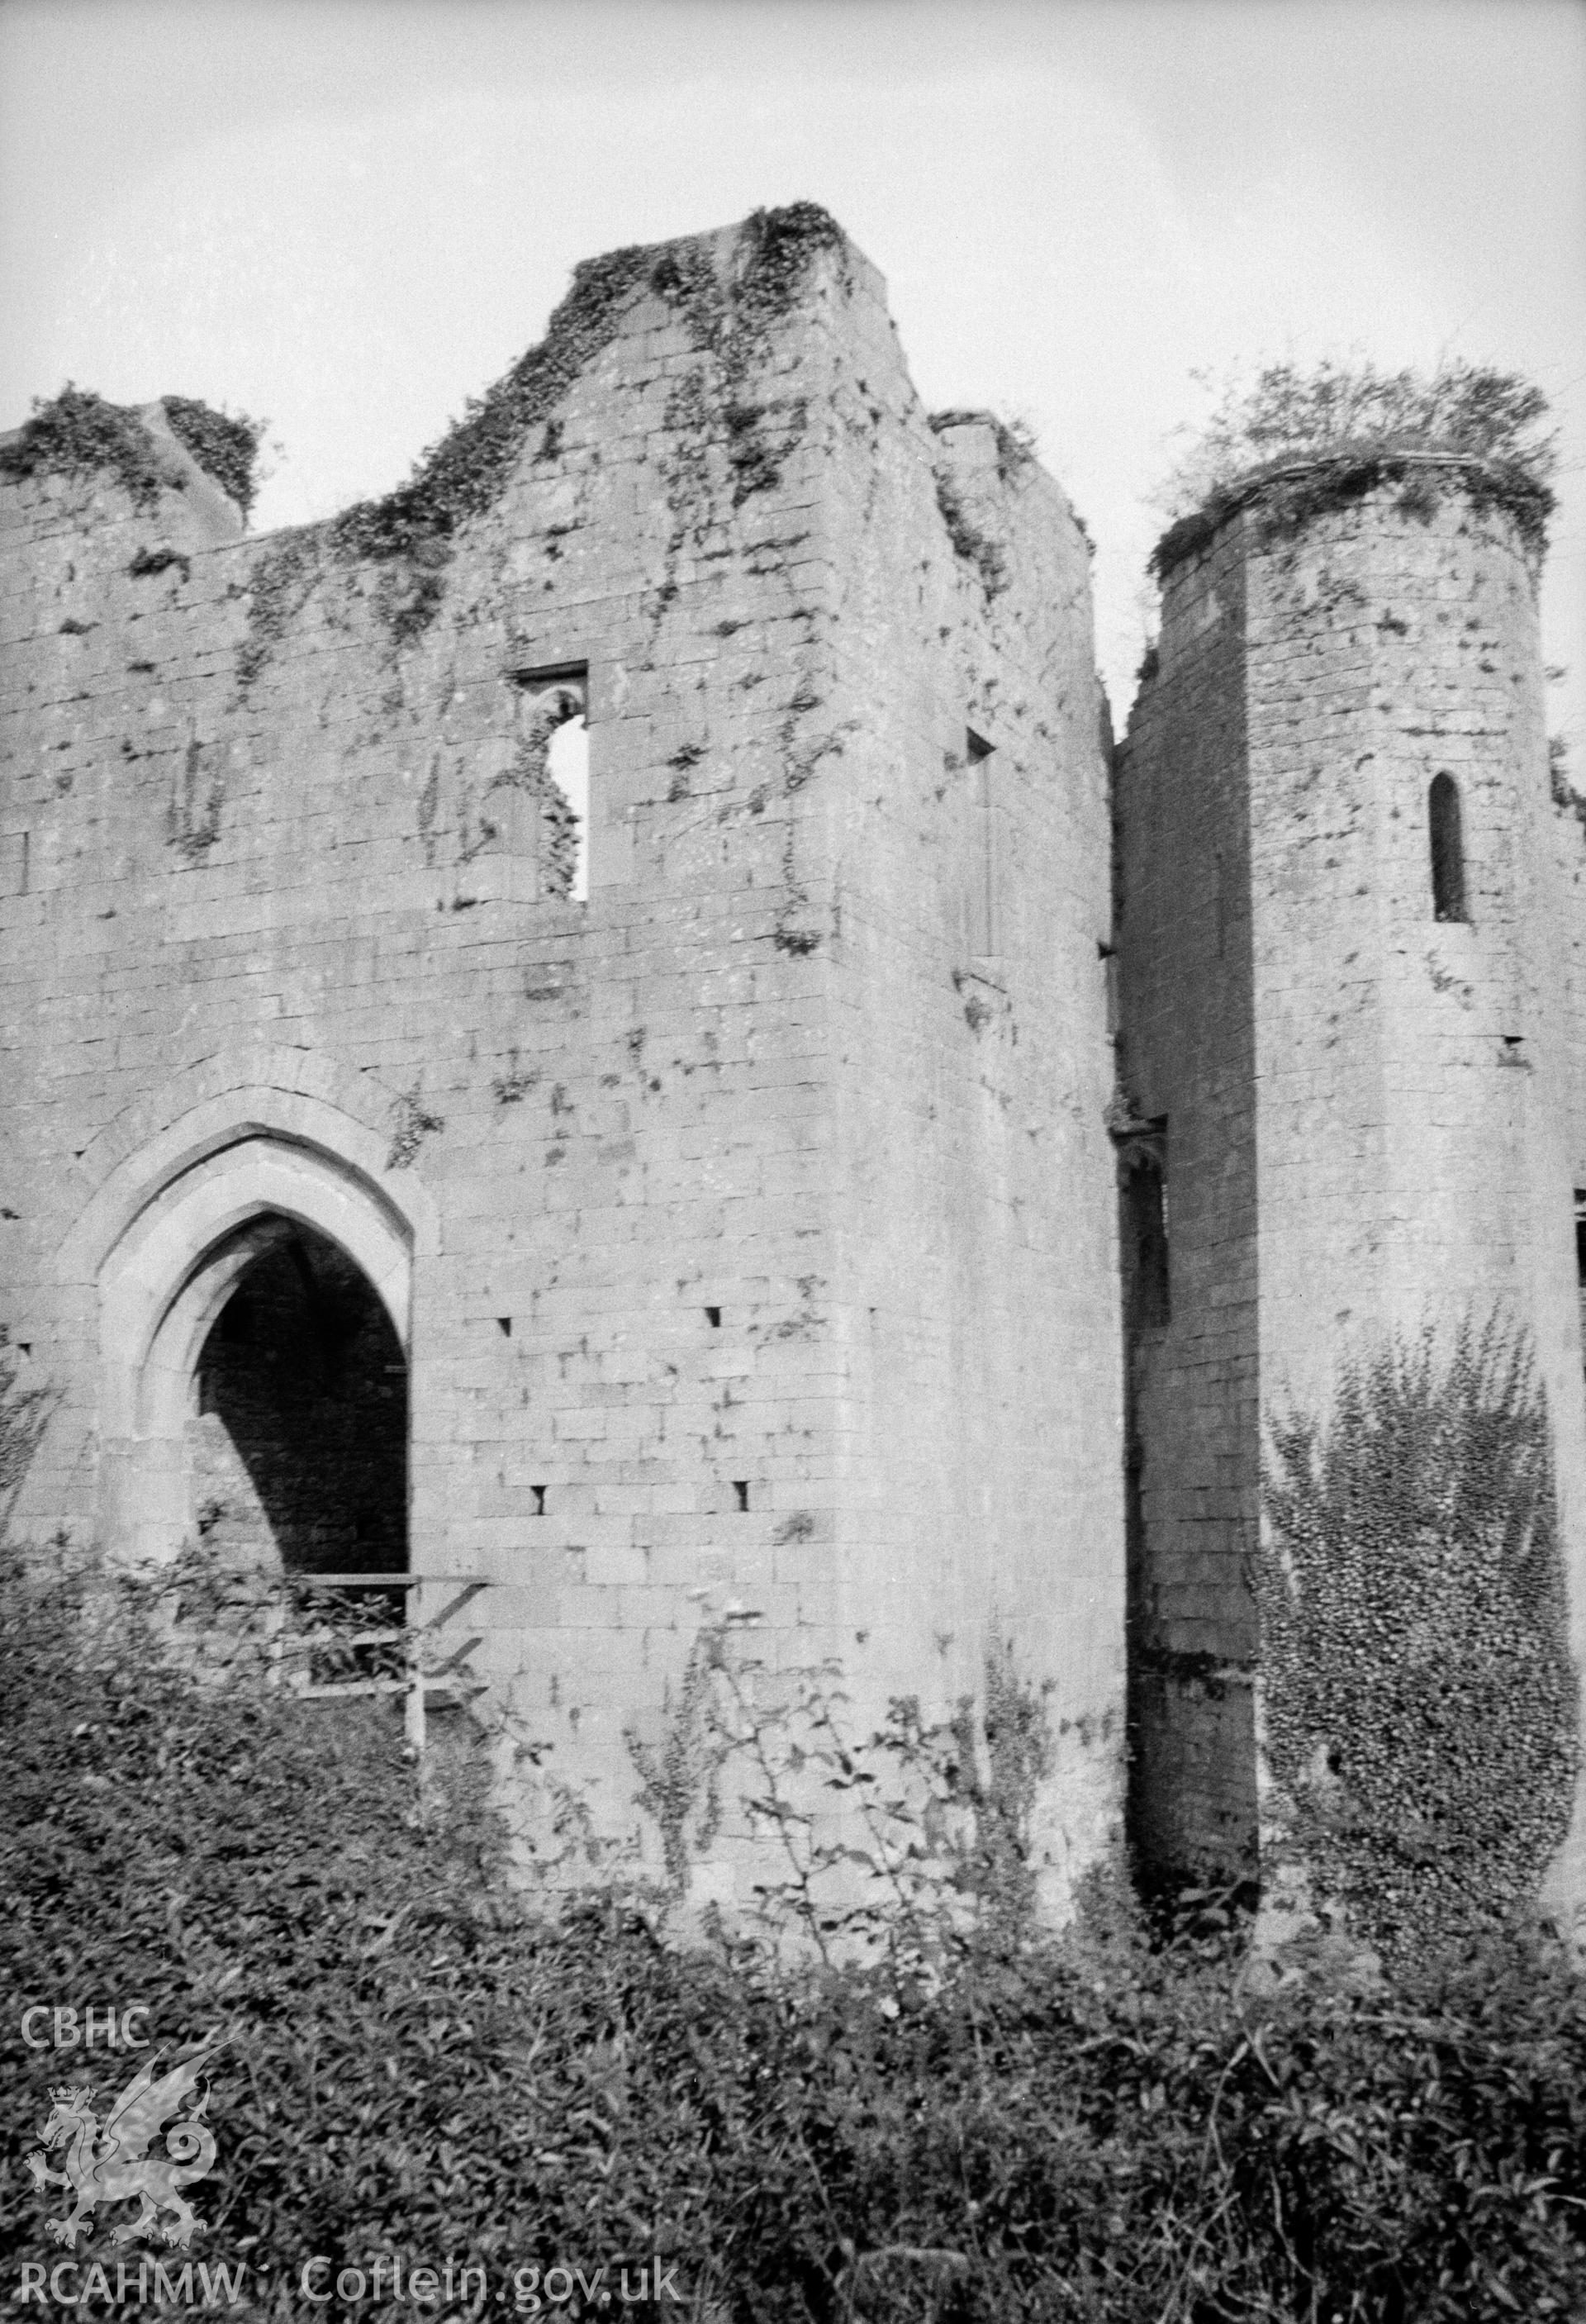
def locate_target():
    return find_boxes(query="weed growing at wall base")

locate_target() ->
[0,1328,50,1527]
[3,1542,1586,2317]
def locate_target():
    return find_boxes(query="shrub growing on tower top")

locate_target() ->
[1151,358,1559,577]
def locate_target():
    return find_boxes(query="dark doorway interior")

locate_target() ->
[194,1223,407,1576]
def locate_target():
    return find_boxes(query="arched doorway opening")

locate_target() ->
[88,1129,417,1572]
[190,1221,408,1579]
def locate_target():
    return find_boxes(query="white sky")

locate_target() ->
[2,0,1582,750]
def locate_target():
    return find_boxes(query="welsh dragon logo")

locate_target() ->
[24,2031,223,2250]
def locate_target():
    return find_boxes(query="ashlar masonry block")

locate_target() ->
[1,207,1124,1922]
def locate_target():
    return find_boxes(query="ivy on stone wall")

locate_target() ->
[230,204,848,685]
[928,408,1038,483]
[1152,360,1558,578]
[233,533,324,695]
[926,411,1033,601]
[933,470,1008,600]
[0,385,263,516]
[0,386,173,508]
[1550,740,1586,844]
[386,1082,444,1172]
[335,205,844,635]
[498,694,583,901]
[0,1328,49,1534]
[159,397,264,517]
[1258,1321,1576,1966]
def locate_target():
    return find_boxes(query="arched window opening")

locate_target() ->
[1429,772,1468,922]
[191,1223,407,1581]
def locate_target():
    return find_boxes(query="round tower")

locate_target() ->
[1240,473,1578,1423]
[1116,459,1586,1923]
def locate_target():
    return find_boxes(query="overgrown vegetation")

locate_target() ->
[1550,736,1586,839]
[0,387,262,517]
[4,1541,1585,2321]
[933,471,1008,599]
[0,1326,48,1528]
[928,408,1038,483]
[233,533,323,694]
[230,204,846,687]
[0,385,174,508]
[620,1628,1053,1963]
[1152,359,1559,577]
[500,688,585,899]
[161,397,265,520]
[1260,1322,1577,1969]
[230,202,847,669]
[925,408,1031,598]
[385,1081,444,1170]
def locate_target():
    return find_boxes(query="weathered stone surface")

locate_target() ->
[0,211,1123,1913]
[7,211,1580,1931]
[1118,478,1586,1921]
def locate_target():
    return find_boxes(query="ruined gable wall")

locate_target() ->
[1,211,1124,1904]
[1,221,867,1877]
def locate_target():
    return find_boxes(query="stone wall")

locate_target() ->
[1113,528,1261,1880]
[1118,476,1586,1910]
[0,210,1124,1911]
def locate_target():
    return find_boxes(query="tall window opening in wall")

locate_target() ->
[1429,772,1468,922]
[191,1223,408,1580]
[512,663,590,902]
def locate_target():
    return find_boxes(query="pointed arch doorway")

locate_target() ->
[191,1219,407,1577]
[93,1133,415,1573]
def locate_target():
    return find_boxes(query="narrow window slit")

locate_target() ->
[966,727,995,956]
[1429,772,1468,922]
[497,1316,512,1337]
[705,1305,721,1328]
[733,1480,750,1512]
[1119,1143,1171,1332]
[532,1485,547,1516]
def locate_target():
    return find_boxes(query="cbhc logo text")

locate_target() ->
[21,2008,151,2051]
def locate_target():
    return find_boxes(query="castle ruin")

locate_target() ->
[2,207,1583,1927]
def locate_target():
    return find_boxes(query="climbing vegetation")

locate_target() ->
[0,386,174,508]
[1259,1320,1576,1967]
[0,385,263,516]
[228,205,848,687]
[159,398,265,517]
[0,1328,49,1532]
